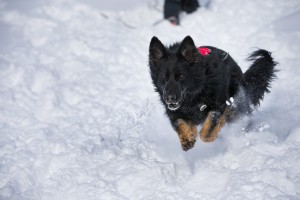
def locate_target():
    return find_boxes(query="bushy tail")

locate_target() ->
[244,49,278,107]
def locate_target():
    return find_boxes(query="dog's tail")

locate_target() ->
[244,49,278,107]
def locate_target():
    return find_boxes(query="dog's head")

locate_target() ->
[149,36,206,111]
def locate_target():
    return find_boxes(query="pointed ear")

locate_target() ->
[178,36,199,64]
[149,36,166,64]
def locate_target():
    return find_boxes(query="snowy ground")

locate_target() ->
[1,0,300,199]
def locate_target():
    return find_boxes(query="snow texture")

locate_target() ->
[1,0,300,199]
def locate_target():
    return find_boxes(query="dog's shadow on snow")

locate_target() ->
[182,137,228,173]
[149,124,228,174]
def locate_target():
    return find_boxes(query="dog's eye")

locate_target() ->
[175,74,185,81]
[160,73,169,80]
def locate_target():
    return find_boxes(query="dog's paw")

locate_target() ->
[180,137,196,151]
[176,119,198,151]
[179,129,197,151]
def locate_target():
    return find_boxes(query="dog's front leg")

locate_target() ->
[200,111,226,142]
[175,119,198,151]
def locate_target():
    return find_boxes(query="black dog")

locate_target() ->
[148,36,277,151]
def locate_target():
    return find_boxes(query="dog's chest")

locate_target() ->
[174,105,209,124]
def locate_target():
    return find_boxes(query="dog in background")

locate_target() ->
[148,36,277,151]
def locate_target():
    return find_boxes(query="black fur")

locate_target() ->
[244,50,278,106]
[149,36,277,144]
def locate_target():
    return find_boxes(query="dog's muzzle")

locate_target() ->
[164,94,182,111]
[167,102,181,111]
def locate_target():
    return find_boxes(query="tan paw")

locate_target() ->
[177,119,198,151]
[180,137,196,151]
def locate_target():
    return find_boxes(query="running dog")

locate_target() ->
[148,36,277,151]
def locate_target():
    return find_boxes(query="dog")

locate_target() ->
[148,36,277,151]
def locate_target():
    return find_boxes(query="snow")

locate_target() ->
[1,0,300,199]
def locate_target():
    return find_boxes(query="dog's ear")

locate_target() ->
[149,36,166,64]
[178,36,199,64]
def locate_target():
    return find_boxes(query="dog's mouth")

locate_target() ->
[167,102,181,111]
[163,91,186,111]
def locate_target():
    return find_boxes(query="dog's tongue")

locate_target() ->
[198,47,211,56]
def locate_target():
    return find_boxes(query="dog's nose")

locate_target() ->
[165,95,177,103]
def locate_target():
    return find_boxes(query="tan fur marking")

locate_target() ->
[200,112,226,142]
[199,113,213,141]
[177,119,198,151]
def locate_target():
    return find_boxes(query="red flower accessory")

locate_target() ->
[198,47,211,56]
